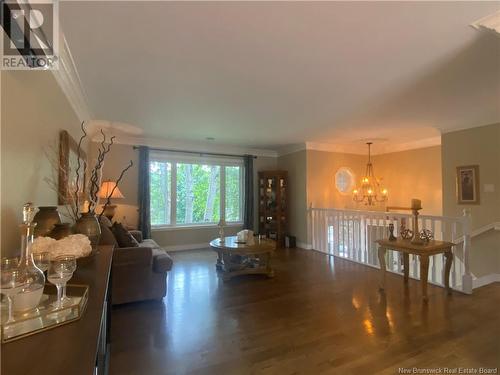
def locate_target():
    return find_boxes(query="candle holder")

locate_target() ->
[410,208,424,245]
[388,223,397,241]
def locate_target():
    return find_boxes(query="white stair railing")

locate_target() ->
[308,207,473,294]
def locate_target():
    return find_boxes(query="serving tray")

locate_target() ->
[1,283,89,343]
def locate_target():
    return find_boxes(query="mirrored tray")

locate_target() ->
[1,284,89,343]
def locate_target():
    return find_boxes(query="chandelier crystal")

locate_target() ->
[353,142,388,206]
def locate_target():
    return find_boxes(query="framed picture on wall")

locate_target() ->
[58,130,87,205]
[456,165,480,204]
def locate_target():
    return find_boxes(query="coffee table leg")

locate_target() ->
[419,255,429,302]
[216,251,223,271]
[444,250,453,295]
[403,253,410,284]
[378,247,387,291]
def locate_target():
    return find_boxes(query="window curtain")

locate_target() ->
[138,146,151,239]
[243,155,254,230]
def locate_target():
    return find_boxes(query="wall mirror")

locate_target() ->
[335,167,355,195]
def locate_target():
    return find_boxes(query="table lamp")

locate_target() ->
[98,180,124,221]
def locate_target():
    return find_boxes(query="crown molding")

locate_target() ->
[470,10,500,35]
[51,33,92,122]
[276,143,306,157]
[98,134,279,158]
[304,136,441,156]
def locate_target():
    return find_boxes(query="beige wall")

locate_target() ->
[442,123,500,228]
[1,71,81,256]
[92,142,277,248]
[306,150,366,210]
[90,142,140,227]
[442,123,500,278]
[372,146,442,215]
[306,147,442,215]
[277,150,308,244]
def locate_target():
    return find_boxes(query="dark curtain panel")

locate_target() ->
[138,146,151,239]
[243,155,254,230]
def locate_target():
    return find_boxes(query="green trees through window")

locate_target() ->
[150,159,242,227]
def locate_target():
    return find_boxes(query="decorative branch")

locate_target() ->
[74,121,87,212]
[99,160,134,219]
[87,131,115,213]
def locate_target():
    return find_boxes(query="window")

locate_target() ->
[149,152,243,227]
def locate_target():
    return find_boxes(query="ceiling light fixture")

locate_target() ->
[353,142,388,206]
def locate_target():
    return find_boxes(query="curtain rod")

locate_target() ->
[132,146,257,159]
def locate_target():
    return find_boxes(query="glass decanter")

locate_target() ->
[12,203,45,313]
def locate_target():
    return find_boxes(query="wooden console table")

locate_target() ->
[210,236,275,281]
[376,239,454,302]
[1,245,114,375]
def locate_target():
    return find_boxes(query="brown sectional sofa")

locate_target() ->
[99,223,173,305]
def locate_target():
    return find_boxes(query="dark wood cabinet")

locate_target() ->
[258,171,288,247]
[1,246,114,375]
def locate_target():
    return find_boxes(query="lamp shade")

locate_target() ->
[98,181,125,199]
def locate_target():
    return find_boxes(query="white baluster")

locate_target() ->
[431,219,436,283]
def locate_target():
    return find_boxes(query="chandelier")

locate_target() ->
[353,142,388,206]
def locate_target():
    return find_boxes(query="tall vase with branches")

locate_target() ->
[47,122,133,249]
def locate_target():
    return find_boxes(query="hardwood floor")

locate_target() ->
[110,248,500,374]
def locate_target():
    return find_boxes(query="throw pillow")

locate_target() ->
[99,215,113,228]
[112,222,139,248]
[99,220,118,247]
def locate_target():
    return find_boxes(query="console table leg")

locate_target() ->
[378,247,387,291]
[444,250,453,295]
[403,253,409,284]
[419,255,430,302]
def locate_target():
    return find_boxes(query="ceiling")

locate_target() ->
[60,1,500,153]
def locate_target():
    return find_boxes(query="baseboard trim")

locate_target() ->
[297,242,312,250]
[473,273,500,289]
[162,243,210,252]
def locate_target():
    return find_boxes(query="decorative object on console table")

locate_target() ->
[218,219,226,243]
[73,212,101,251]
[456,165,480,205]
[388,223,397,241]
[58,130,87,205]
[258,171,288,247]
[49,122,133,248]
[49,223,73,240]
[33,206,61,237]
[98,180,124,221]
[13,203,45,313]
[410,199,424,245]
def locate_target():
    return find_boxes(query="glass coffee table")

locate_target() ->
[209,236,276,281]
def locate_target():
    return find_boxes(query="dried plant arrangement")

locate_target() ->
[44,121,133,222]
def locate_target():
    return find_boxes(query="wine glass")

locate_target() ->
[32,252,51,273]
[60,256,76,304]
[47,255,76,310]
[1,259,26,323]
[0,257,19,309]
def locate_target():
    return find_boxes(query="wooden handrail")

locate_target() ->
[454,222,500,243]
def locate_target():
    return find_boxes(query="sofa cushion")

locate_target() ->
[139,238,161,250]
[98,217,118,246]
[152,248,173,273]
[112,222,139,248]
